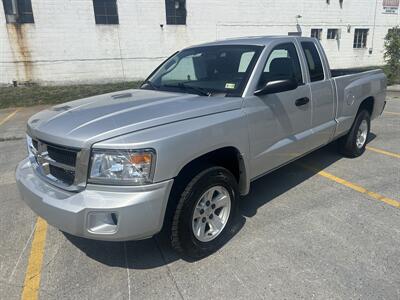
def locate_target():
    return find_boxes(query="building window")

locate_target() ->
[311,28,322,40]
[165,0,186,25]
[327,29,338,39]
[93,0,119,25]
[353,29,369,48]
[2,0,34,23]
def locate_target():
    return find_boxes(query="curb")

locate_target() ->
[387,85,400,92]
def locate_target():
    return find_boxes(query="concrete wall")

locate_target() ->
[0,0,399,85]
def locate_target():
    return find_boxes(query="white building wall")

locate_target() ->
[0,0,399,85]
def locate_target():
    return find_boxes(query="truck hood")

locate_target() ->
[27,89,242,148]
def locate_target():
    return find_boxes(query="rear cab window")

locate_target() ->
[300,42,325,82]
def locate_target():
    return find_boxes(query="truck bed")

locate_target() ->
[331,68,386,139]
[331,67,384,77]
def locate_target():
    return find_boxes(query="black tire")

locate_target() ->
[338,109,371,157]
[171,166,239,259]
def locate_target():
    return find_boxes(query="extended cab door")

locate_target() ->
[244,42,313,179]
[299,40,336,148]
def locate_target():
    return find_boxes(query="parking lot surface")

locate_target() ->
[0,97,399,299]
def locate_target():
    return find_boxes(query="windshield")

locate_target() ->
[141,45,263,96]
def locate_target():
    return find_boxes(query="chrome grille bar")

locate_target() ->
[27,135,89,191]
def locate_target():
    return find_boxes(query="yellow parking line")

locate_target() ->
[366,146,400,159]
[21,217,48,300]
[384,111,400,116]
[299,163,399,208]
[0,108,20,126]
[317,170,399,208]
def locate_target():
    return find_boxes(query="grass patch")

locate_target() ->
[0,81,142,109]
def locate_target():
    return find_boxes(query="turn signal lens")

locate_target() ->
[129,153,152,164]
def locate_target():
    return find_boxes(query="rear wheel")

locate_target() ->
[170,166,239,258]
[338,109,370,157]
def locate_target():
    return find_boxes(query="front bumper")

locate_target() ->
[16,158,173,241]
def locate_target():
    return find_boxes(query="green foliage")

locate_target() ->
[384,26,400,84]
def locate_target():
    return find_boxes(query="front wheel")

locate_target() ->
[170,166,239,258]
[338,109,371,157]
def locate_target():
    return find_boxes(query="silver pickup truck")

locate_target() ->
[16,36,386,258]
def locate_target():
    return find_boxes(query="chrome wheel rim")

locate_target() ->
[356,119,368,149]
[192,186,231,242]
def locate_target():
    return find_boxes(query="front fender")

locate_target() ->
[93,110,251,194]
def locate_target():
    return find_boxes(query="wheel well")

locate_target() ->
[176,147,242,184]
[161,147,244,234]
[358,97,374,116]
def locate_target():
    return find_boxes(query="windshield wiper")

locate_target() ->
[164,83,211,96]
[141,80,159,91]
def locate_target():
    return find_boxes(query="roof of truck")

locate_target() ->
[185,35,315,49]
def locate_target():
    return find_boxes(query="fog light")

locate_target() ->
[87,212,118,234]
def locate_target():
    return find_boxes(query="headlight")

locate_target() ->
[88,149,156,185]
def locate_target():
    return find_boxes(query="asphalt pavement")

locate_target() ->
[0,98,399,299]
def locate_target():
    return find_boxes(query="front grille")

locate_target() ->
[28,137,81,188]
[47,144,77,166]
[49,165,75,185]
[32,139,38,151]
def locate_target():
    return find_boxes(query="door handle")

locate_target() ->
[295,97,310,106]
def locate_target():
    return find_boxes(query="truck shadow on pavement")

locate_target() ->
[64,134,376,269]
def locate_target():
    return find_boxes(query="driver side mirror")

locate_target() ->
[254,78,298,96]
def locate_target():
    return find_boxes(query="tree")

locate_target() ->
[384,26,400,84]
